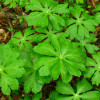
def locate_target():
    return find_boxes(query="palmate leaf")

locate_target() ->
[65,5,97,40]
[50,79,100,100]
[0,44,25,95]
[24,70,51,93]
[33,36,86,83]
[76,34,99,54]
[9,28,35,52]
[34,24,65,43]
[34,25,58,43]
[25,0,69,30]
[84,52,100,86]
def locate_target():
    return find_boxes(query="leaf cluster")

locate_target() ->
[0,0,100,100]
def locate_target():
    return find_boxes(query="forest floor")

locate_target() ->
[0,0,100,100]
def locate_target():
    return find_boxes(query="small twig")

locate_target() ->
[5,14,14,37]
[4,32,9,41]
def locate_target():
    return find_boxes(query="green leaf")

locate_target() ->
[52,3,69,14]
[80,91,100,100]
[76,0,84,3]
[5,59,25,78]
[24,27,35,36]
[65,24,77,39]
[18,51,33,68]
[50,91,60,100]
[3,0,12,5]
[84,67,95,78]
[32,93,42,100]
[69,4,83,18]
[65,18,76,26]
[3,0,17,8]
[34,41,57,56]
[39,61,50,76]
[92,71,100,86]
[24,95,31,100]
[84,52,100,86]
[51,61,61,80]
[25,12,48,27]
[65,9,97,40]
[92,4,100,12]
[25,0,68,30]
[1,73,19,95]
[33,36,86,83]
[50,79,100,100]
[25,0,43,11]
[13,31,22,38]
[39,0,58,8]
[56,80,74,95]
[9,1,17,8]
[24,71,50,93]
[2,0,28,8]
[34,25,64,43]
[94,13,100,25]
[49,14,65,30]
[78,34,99,54]
[0,44,25,95]
[82,19,96,32]
[77,24,89,40]
[24,72,42,93]
[85,44,99,54]
[76,79,92,94]
[8,96,13,100]
[9,28,35,52]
